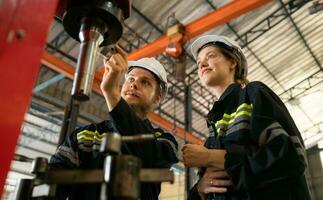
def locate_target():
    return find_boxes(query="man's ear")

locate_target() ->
[154,93,162,105]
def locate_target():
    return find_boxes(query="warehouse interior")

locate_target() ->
[1,0,323,199]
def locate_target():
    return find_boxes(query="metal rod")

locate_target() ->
[184,85,193,197]
[45,169,174,184]
[58,97,79,147]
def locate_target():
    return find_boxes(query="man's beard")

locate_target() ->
[129,103,151,119]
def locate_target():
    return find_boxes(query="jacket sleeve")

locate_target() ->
[49,128,82,170]
[48,123,105,199]
[48,126,85,200]
[224,82,307,190]
[108,98,179,168]
[49,122,110,169]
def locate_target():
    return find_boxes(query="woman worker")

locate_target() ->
[182,35,311,200]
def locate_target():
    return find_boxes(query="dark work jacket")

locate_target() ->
[189,82,311,200]
[49,98,179,200]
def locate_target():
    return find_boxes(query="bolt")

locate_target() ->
[16,29,25,39]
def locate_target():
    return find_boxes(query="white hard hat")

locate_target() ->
[191,35,248,78]
[128,57,168,98]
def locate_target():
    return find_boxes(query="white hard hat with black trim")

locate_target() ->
[127,57,168,99]
[191,35,248,78]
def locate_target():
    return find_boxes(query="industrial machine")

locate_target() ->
[13,132,174,199]
[55,0,131,145]
[56,0,131,101]
[5,1,174,199]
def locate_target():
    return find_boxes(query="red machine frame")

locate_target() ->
[0,0,58,196]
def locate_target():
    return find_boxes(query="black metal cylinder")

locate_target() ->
[31,157,48,176]
[100,132,122,155]
[109,155,142,200]
[62,0,123,45]
[13,179,33,200]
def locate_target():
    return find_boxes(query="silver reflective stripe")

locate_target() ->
[92,144,101,151]
[78,144,93,152]
[292,136,307,163]
[216,123,227,130]
[216,109,252,136]
[208,125,216,137]
[216,123,228,136]
[226,122,250,135]
[296,147,306,160]
[227,115,251,130]
[218,129,226,136]
[259,122,282,145]
[77,139,101,146]
[291,135,305,148]
[57,146,79,166]
[209,130,216,137]
[216,116,251,136]
[157,138,179,159]
[78,140,93,146]
[258,122,307,161]
[266,128,289,143]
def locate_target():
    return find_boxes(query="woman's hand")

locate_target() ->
[197,167,232,200]
[182,144,226,168]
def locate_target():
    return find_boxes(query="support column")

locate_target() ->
[184,85,199,197]
[307,146,323,200]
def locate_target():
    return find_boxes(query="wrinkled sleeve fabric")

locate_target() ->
[48,123,106,200]
[108,98,179,167]
[49,126,86,169]
[48,126,88,200]
[224,81,307,190]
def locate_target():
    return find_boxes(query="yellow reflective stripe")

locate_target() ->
[94,135,104,142]
[228,111,252,124]
[216,104,252,125]
[94,131,105,141]
[155,132,162,137]
[77,130,105,142]
[77,134,94,141]
[237,103,253,112]
[216,110,252,126]
[77,130,95,139]
[216,118,230,126]
[222,113,231,121]
[92,131,105,139]
[214,103,253,133]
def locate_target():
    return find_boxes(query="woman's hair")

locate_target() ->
[203,44,249,86]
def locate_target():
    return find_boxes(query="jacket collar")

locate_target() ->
[206,83,241,121]
[218,83,241,101]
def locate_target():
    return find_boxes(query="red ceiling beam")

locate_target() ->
[128,0,272,60]
[41,52,203,144]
